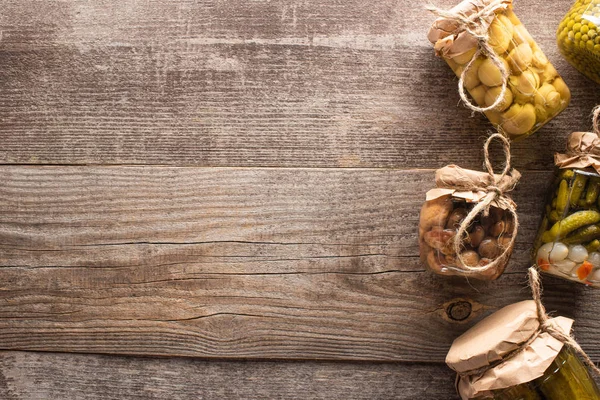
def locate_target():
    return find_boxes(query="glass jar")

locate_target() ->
[488,346,600,399]
[446,300,598,400]
[419,195,514,280]
[533,168,600,286]
[557,0,600,84]
[429,2,571,140]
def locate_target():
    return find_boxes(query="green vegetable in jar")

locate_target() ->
[586,178,600,204]
[587,239,600,252]
[570,174,589,207]
[541,210,600,242]
[562,224,600,244]
[557,0,600,84]
[557,179,570,214]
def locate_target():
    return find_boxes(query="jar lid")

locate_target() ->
[427,0,512,59]
[446,300,574,399]
[446,300,539,373]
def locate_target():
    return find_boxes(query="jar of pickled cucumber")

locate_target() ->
[533,115,600,285]
[446,300,600,400]
[557,0,600,84]
[428,0,571,140]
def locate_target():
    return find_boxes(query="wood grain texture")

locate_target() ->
[0,0,598,169]
[3,166,600,362]
[0,351,459,400]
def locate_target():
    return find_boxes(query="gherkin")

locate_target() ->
[557,0,600,84]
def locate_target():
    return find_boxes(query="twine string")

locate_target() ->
[427,0,510,113]
[450,133,519,275]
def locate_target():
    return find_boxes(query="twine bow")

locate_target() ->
[555,105,600,174]
[457,267,600,385]
[427,0,511,113]
[450,133,520,275]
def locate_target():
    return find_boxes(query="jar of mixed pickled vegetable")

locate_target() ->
[428,0,571,140]
[446,300,600,400]
[558,0,600,84]
[533,168,600,285]
[534,114,600,285]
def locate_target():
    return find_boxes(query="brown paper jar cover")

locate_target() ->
[427,0,570,140]
[446,300,573,399]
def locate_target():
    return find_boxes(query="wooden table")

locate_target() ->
[1,0,599,398]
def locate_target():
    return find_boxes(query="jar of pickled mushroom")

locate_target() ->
[419,135,520,280]
[558,0,600,84]
[428,0,571,139]
[533,107,600,285]
[446,300,600,399]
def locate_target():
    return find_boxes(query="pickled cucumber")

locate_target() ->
[586,178,600,204]
[563,224,600,244]
[557,179,569,213]
[587,239,600,252]
[570,174,589,207]
[557,0,600,84]
[494,382,543,399]
[535,347,600,400]
[489,347,600,399]
[541,210,600,242]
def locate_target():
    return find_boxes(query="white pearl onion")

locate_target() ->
[553,259,577,274]
[567,245,589,263]
[590,268,600,282]
[589,252,600,268]
[548,242,569,263]
[536,242,555,261]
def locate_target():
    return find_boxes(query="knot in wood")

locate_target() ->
[446,300,473,322]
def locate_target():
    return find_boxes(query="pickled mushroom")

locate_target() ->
[501,103,537,136]
[505,8,521,25]
[462,57,483,90]
[478,58,509,87]
[469,85,488,105]
[478,237,500,258]
[484,110,503,125]
[488,14,514,54]
[510,69,540,99]
[538,62,559,83]
[459,250,480,267]
[484,86,513,111]
[534,83,562,114]
[552,77,571,102]
[512,24,535,47]
[452,48,477,66]
[532,50,549,69]
[508,43,534,72]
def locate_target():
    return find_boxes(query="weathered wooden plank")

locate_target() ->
[3,166,600,361]
[0,0,597,168]
[0,351,458,400]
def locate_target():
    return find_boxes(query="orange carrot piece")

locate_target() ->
[537,258,551,271]
[577,261,594,280]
